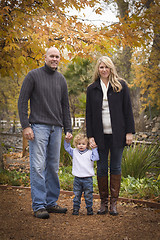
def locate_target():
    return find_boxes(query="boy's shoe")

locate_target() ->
[47,205,67,214]
[72,208,79,215]
[34,208,50,219]
[87,207,93,215]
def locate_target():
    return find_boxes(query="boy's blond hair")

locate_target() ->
[73,133,89,148]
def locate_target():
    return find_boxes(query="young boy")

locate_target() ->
[64,133,99,215]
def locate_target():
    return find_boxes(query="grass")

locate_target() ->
[122,141,160,179]
[59,166,160,202]
[0,167,159,202]
[0,139,159,202]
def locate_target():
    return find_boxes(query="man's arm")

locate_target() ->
[18,72,34,129]
[61,77,72,134]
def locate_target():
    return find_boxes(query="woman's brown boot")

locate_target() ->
[109,174,121,216]
[97,176,108,215]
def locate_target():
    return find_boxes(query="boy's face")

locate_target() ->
[77,139,88,152]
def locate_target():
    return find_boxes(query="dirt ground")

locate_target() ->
[0,187,160,240]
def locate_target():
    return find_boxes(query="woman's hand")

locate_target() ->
[89,137,97,148]
[126,133,133,145]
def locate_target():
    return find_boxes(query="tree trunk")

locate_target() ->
[22,134,28,157]
[116,0,132,82]
[0,136,4,169]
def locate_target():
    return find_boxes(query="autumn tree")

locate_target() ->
[0,0,112,122]
[1,0,159,127]
[1,0,91,123]
[101,0,160,122]
[63,57,93,125]
[131,0,160,112]
[0,0,111,80]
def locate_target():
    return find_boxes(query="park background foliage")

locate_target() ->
[0,0,160,201]
[0,132,159,201]
[0,0,160,124]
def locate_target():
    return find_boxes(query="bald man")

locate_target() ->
[18,47,73,219]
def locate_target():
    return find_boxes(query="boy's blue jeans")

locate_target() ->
[73,176,93,209]
[29,124,62,212]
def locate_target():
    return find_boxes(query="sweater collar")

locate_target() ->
[43,63,57,74]
[78,149,88,155]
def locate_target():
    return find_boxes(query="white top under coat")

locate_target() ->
[100,79,112,134]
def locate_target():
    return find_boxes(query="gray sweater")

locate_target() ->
[18,64,72,134]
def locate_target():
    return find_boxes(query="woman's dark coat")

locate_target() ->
[86,79,135,150]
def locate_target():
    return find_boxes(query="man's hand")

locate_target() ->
[23,127,34,141]
[65,132,73,143]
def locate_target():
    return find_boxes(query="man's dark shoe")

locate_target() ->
[87,207,93,215]
[72,208,79,215]
[47,205,67,214]
[34,208,49,219]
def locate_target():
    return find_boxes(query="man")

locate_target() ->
[18,47,73,219]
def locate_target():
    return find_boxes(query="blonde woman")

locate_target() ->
[86,56,135,216]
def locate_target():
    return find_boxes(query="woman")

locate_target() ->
[86,56,135,216]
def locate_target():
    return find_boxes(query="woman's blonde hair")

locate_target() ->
[92,56,124,92]
[73,133,89,148]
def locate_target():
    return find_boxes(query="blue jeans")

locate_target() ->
[73,176,93,209]
[97,134,124,177]
[29,124,62,212]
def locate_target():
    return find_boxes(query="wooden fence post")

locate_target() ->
[22,134,28,157]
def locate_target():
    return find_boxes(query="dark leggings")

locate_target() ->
[97,134,124,177]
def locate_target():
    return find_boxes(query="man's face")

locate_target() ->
[45,47,60,70]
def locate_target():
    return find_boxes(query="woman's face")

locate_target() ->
[98,62,111,80]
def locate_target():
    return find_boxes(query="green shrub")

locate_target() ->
[1,168,159,201]
[120,175,160,201]
[122,142,160,179]
[59,166,74,191]
[0,168,30,186]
